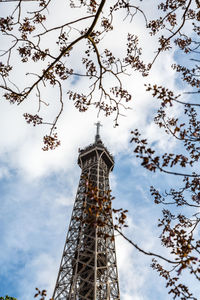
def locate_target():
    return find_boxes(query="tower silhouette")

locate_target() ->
[52,123,120,299]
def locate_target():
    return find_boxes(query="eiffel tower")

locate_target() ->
[52,122,120,299]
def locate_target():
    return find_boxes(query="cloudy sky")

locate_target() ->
[0,1,198,299]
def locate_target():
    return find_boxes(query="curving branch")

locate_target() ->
[116,228,180,264]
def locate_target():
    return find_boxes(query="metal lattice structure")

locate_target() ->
[53,123,120,300]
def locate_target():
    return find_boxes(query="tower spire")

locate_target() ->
[95,121,102,143]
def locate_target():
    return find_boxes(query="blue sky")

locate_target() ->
[0,0,199,299]
[0,145,172,300]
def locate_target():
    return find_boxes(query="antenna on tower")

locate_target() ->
[94,121,102,143]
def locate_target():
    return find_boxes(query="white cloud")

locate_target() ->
[0,165,10,179]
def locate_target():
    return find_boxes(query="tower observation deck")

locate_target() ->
[52,123,120,300]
